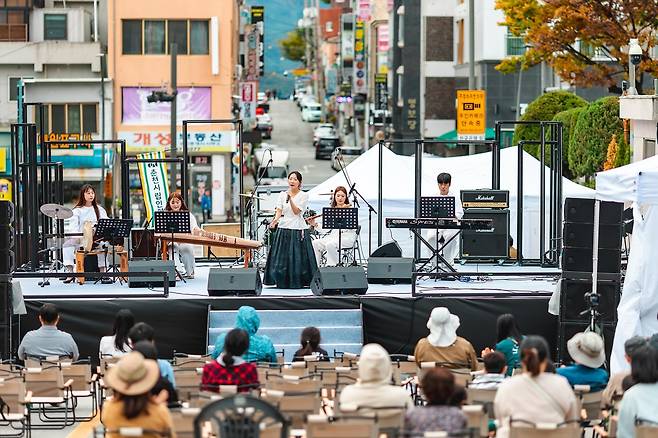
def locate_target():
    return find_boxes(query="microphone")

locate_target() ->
[348,182,357,196]
[286,194,290,203]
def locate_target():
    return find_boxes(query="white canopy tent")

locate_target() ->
[596,155,658,373]
[308,146,593,258]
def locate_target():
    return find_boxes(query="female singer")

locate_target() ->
[164,192,200,279]
[264,171,317,288]
[310,186,356,267]
[63,184,109,282]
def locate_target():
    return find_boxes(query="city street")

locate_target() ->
[267,100,337,185]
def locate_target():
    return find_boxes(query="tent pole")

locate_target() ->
[591,199,600,331]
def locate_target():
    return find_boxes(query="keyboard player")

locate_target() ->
[424,173,464,266]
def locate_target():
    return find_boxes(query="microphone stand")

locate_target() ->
[247,151,274,241]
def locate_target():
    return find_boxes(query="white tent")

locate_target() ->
[308,146,594,258]
[596,155,658,373]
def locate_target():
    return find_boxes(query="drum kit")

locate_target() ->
[37,203,75,285]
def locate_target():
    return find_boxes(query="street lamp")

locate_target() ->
[628,38,642,95]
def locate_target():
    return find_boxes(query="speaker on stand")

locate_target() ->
[0,200,15,359]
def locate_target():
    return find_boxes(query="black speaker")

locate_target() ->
[367,257,413,284]
[0,250,14,275]
[128,260,176,288]
[559,273,620,324]
[557,322,615,365]
[460,210,509,259]
[311,267,368,295]
[564,198,623,225]
[561,247,621,274]
[0,282,10,326]
[0,201,13,225]
[370,241,402,258]
[207,268,262,296]
[563,222,622,250]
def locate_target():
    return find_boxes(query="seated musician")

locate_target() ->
[425,173,464,266]
[63,184,109,283]
[165,192,200,279]
[309,186,357,267]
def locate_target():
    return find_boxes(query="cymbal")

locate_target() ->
[40,203,73,220]
[240,193,266,201]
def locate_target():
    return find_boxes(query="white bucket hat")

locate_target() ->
[567,332,605,369]
[426,307,460,347]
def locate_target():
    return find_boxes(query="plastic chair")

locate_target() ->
[305,414,379,438]
[508,419,581,438]
[0,374,31,438]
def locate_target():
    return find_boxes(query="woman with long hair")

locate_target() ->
[293,327,329,362]
[263,171,317,288]
[310,186,357,267]
[63,184,109,282]
[99,309,135,358]
[494,314,523,375]
[164,192,200,279]
[202,328,259,392]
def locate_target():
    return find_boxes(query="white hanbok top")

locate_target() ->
[67,205,109,232]
[442,190,464,219]
[275,191,309,230]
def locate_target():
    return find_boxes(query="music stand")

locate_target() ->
[154,211,191,282]
[322,207,358,266]
[95,218,132,285]
[420,197,457,275]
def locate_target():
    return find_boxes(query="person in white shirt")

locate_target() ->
[425,172,464,266]
[164,192,200,279]
[63,184,109,283]
[310,186,357,266]
[617,344,658,438]
[263,171,318,288]
[99,308,135,358]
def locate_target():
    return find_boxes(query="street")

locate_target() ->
[267,99,337,185]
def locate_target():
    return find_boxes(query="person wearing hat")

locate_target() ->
[101,351,176,438]
[601,335,647,407]
[211,306,276,363]
[413,307,478,371]
[557,331,609,391]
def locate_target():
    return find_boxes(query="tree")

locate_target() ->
[279,28,307,63]
[552,106,586,179]
[495,0,658,94]
[604,134,619,171]
[569,96,628,178]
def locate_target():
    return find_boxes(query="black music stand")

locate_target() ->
[95,218,132,285]
[155,211,191,282]
[420,196,458,275]
[322,207,358,266]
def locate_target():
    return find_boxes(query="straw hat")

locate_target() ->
[104,351,160,396]
[426,307,460,347]
[567,332,605,369]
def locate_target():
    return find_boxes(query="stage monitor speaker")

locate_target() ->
[460,210,509,259]
[311,267,368,296]
[0,249,14,274]
[128,260,176,288]
[0,201,13,225]
[561,247,621,274]
[563,222,622,250]
[559,273,620,324]
[367,257,413,284]
[207,268,262,296]
[370,241,402,258]
[564,198,623,225]
[0,282,10,326]
[558,321,615,365]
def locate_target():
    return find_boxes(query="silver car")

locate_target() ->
[331,146,363,170]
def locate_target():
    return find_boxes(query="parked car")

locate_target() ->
[302,103,322,122]
[331,146,363,170]
[256,114,273,139]
[313,124,337,146]
[315,137,340,160]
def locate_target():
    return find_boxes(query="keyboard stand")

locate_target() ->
[412,228,460,275]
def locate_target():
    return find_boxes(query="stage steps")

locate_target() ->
[207,308,363,362]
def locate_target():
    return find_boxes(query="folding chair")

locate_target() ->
[59,358,100,422]
[262,388,322,428]
[465,387,497,419]
[173,367,202,401]
[390,355,417,385]
[462,405,488,438]
[0,375,31,438]
[338,404,406,438]
[509,419,581,438]
[24,364,74,429]
[305,414,379,438]
[264,373,321,393]
[635,418,658,438]
[169,406,200,438]
[172,352,211,370]
[93,426,172,437]
[573,385,603,424]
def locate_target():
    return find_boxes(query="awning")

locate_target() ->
[434,128,515,148]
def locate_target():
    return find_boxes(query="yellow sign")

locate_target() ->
[0,179,11,201]
[457,90,486,140]
[0,148,5,173]
[291,68,310,76]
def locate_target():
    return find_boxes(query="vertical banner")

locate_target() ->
[457,90,487,140]
[353,19,367,94]
[250,6,265,77]
[137,151,170,221]
[240,81,257,128]
[374,73,388,111]
[341,13,355,75]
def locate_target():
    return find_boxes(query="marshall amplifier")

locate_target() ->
[460,210,510,260]
[461,190,509,209]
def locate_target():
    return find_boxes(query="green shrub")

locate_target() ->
[552,106,586,179]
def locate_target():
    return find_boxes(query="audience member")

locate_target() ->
[482,314,523,376]
[17,303,79,361]
[494,336,579,438]
[102,352,175,438]
[413,307,478,371]
[470,351,508,389]
[132,341,179,407]
[340,344,412,413]
[404,368,467,435]
[448,384,467,407]
[211,306,276,363]
[128,322,175,388]
[99,309,135,358]
[292,327,329,362]
[617,345,658,437]
[557,332,609,391]
[602,336,647,407]
[202,329,259,392]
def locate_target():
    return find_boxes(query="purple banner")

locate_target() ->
[122,87,211,125]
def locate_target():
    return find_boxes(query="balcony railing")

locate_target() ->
[0,24,28,42]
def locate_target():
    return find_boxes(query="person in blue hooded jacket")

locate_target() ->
[211,306,277,363]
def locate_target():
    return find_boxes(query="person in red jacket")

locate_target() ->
[202,328,259,393]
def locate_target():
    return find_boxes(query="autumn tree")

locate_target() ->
[279,28,307,63]
[495,0,658,94]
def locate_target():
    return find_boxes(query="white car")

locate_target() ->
[313,124,336,145]
[302,103,322,122]
[331,146,363,170]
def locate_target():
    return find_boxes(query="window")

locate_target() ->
[325,21,333,33]
[144,20,165,54]
[8,76,32,101]
[122,20,142,54]
[82,104,97,134]
[44,13,67,40]
[33,104,98,134]
[168,20,188,54]
[644,139,656,158]
[35,105,49,133]
[67,104,80,133]
[396,6,404,48]
[190,20,209,54]
[51,104,66,132]
[506,32,526,56]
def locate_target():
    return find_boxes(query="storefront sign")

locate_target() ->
[0,178,10,201]
[457,90,486,140]
[137,151,170,220]
[122,87,211,125]
[341,14,354,72]
[39,132,93,149]
[118,130,237,153]
[356,0,371,20]
[251,6,265,77]
[240,82,257,128]
[353,19,367,95]
[374,74,388,111]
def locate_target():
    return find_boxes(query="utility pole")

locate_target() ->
[99,53,106,207]
[468,0,476,155]
[170,43,178,192]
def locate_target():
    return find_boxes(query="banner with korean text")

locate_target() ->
[137,151,170,222]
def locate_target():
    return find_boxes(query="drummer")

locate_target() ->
[62,184,109,283]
